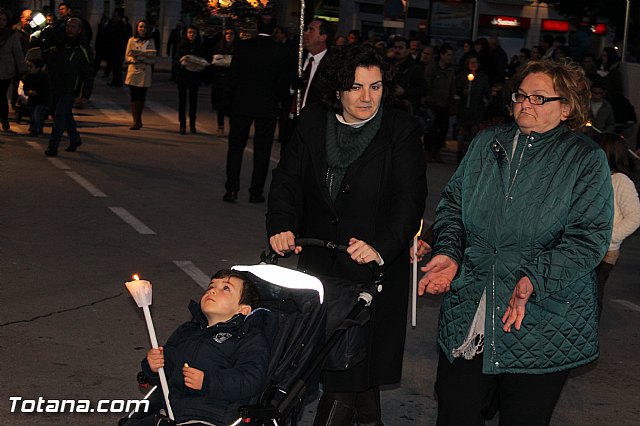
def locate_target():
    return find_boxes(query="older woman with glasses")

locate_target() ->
[418,59,614,425]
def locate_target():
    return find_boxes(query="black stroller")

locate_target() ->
[122,238,383,426]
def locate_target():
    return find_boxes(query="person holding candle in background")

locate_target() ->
[124,269,271,426]
[454,54,490,162]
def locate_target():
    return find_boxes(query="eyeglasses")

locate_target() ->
[511,93,565,105]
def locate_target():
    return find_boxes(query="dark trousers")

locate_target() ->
[94,49,109,76]
[435,351,569,426]
[0,78,11,122]
[130,86,148,103]
[109,56,124,86]
[49,94,80,148]
[595,260,614,317]
[210,86,227,128]
[225,113,277,195]
[178,84,199,126]
[29,104,47,133]
[425,105,450,157]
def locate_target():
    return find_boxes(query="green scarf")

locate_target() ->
[325,106,383,201]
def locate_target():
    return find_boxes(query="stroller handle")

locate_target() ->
[262,238,384,285]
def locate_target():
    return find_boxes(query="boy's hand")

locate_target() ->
[146,347,164,373]
[183,364,204,391]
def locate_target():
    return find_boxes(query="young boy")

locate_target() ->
[138,269,271,425]
[22,58,50,137]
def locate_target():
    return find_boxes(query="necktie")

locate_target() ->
[291,56,314,115]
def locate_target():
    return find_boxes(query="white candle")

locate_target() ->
[411,220,423,328]
[412,237,418,327]
[466,73,475,109]
[125,275,174,420]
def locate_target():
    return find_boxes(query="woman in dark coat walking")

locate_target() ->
[176,25,206,134]
[267,45,427,425]
[210,27,236,137]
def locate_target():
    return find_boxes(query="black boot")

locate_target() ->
[313,392,356,426]
[354,387,383,426]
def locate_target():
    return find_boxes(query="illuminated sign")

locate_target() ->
[541,19,607,35]
[479,15,530,29]
[542,20,569,32]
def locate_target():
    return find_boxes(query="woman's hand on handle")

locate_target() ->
[269,231,302,256]
[348,238,382,265]
[501,276,534,332]
[418,255,458,295]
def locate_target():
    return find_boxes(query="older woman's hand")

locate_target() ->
[348,238,382,265]
[269,231,302,256]
[502,276,534,332]
[418,255,458,295]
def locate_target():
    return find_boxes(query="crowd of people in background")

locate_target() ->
[1,3,638,165]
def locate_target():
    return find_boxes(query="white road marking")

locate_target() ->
[611,299,640,313]
[108,207,156,235]
[93,100,129,122]
[173,261,211,289]
[146,101,213,135]
[48,158,71,170]
[26,141,42,151]
[65,171,107,197]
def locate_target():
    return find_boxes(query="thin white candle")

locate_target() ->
[411,220,424,328]
[125,276,174,420]
[466,73,475,109]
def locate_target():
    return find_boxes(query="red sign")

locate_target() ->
[479,15,531,29]
[590,23,607,35]
[542,19,607,35]
[541,19,569,32]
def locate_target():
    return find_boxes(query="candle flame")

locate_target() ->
[132,274,140,280]
[467,73,475,82]
[414,219,424,239]
[585,121,592,127]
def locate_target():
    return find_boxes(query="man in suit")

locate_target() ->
[223,15,290,203]
[167,20,184,82]
[278,18,333,154]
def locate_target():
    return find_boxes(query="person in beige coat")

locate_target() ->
[124,19,155,130]
[0,8,26,131]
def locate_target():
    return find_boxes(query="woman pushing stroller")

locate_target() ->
[267,44,427,425]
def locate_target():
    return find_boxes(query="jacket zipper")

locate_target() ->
[491,264,496,367]
[490,133,532,370]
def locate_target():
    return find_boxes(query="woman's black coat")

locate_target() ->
[266,103,427,390]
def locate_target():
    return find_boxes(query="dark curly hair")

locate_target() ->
[509,58,591,130]
[319,44,395,114]
[211,269,260,308]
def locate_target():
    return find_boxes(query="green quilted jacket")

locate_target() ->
[434,123,613,374]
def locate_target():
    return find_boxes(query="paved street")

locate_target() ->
[1,73,639,425]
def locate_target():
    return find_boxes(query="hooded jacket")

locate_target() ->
[141,302,271,424]
[434,123,613,374]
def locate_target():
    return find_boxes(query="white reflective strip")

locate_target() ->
[173,261,210,289]
[108,207,156,235]
[233,264,324,303]
[611,299,640,313]
[65,171,107,197]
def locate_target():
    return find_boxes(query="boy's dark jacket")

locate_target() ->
[141,302,271,424]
